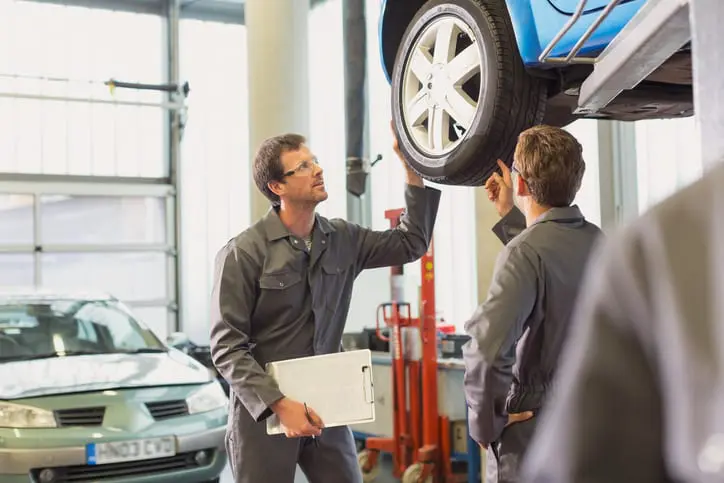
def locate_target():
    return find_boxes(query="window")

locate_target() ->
[39,195,167,246]
[0,194,34,245]
[0,1,180,341]
[0,187,174,334]
[0,254,34,287]
[41,252,168,302]
[0,1,166,177]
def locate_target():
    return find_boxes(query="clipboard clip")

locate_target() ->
[362,365,375,404]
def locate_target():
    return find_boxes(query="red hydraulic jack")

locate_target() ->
[359,209,466,483]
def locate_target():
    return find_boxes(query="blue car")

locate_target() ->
[381,0,692,185]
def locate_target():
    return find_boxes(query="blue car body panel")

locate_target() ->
[379,0,647,81]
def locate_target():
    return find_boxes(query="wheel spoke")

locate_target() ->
[401,15,478,156]
[406,90,428,126]
[428,106,449,151]
[446,43,480,85]
[410,46,433,82]
[433,21,457,65]
[443,86,476,129]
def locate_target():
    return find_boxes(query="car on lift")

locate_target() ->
[0,290,228,483]
[380,0,693,185]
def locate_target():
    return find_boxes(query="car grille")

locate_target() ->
[30,451,213,482]
[54,407,106,427]
[145,400,189,420]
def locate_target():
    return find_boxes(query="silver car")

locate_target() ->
[0,291,228,483]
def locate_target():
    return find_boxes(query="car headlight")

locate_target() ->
[0,402,57,428]
[186,382,228,415]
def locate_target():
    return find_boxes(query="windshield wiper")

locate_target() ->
[0,348,168,363]
[0,350,106,362]
[115,348,167,354]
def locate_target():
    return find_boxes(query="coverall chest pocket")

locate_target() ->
[259,271,302,290]
[257,271,305,316]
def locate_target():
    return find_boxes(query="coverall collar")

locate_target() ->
[263,207,335,241]
[530,205,585,227]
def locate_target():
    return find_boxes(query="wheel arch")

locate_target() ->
[379,0,544,83]
[379,0,427,83]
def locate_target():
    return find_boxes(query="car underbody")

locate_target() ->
[537,50,694,124]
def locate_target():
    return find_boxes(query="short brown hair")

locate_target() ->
[513,125,585,207]
[253,133,306,206]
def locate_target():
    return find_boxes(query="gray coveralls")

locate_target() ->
[209,184,441,483]
[522,162,724,483]
[462,205,602,483]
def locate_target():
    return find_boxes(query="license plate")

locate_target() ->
[86,436,176,465]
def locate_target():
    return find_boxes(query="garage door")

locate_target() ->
[547,0,638,15]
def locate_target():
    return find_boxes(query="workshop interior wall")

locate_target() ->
[178,20,251,344]
[307,0,348,222]
[634,117,702,214]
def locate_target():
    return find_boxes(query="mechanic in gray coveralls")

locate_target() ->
[462,125,603,483]
[521,157,724,483]
[209,131,441,483]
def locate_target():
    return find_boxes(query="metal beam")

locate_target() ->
[180,0,244,24]
[0,180,173,197]
[689,0,724,169]
[343,0,372,226]
[0,244,173,254]
[0,91,184,111]
[25,0,164,15]
[25,0,246,23]
[0,173,171,185]
[577,0,691,114]
[166,0,183,337]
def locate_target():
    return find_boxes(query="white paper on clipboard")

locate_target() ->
[265,349,376,435]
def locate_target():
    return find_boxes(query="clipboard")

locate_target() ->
[265,349,376,435]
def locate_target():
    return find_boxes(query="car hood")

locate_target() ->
[0,351,213,400]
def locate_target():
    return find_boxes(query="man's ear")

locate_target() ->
[268,180,285,199]
[515,173,529,197]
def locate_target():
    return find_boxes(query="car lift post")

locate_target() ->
[688,0,724,170]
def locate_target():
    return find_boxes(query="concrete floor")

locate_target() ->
[219,456,399,482]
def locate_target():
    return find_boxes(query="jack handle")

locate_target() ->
[375,302,411,342]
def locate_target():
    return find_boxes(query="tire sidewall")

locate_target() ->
[391,0,500,182]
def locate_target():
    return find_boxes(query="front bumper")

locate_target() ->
[0,426,226,483]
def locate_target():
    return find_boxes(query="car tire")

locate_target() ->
[390,0,547,186]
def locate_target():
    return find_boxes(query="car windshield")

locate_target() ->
[0,299,166,362]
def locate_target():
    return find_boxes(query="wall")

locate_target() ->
[177,20,250,344]
[635,116,702,213]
